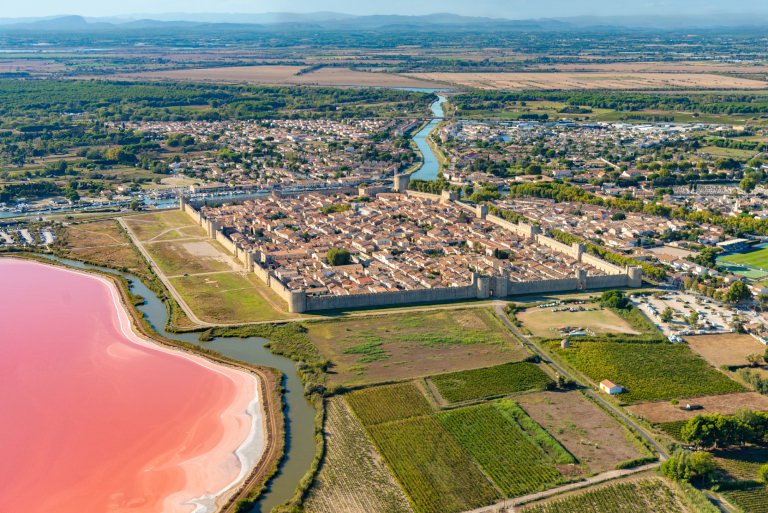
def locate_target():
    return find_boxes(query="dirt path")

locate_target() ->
[494,303,669,457]
[462,464,660,513]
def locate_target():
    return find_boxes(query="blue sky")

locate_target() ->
[6,0,768,19]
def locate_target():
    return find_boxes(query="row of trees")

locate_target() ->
[680,410,768,449]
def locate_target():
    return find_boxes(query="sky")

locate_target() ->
[5,0,768,20]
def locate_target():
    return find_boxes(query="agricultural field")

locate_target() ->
[307,308,526,386]
[656,420,687,441]
[108,65,442,89]
[553,341,745,403]
[366,415,500,513]
[304,397,413,513]
[521,478,689,513]
[626,392,768,423]
[405,71,768,91]
[516,391,647,474]
[720,246,768,273]
[685,334,768,370]
[517,307,639,338]
[438,403,565,497]
[346,382,433,427]
[429,361,553,403]
[722,486,768,513]
[714,446,768,482]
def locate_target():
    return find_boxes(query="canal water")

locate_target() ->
[409,95,447,182]
[38,255,315,513]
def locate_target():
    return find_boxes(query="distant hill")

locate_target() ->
[1,12,768,32]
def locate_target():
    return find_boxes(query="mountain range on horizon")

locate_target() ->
[2,12,768,32]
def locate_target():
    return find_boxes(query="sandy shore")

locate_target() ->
[101,267,268,513]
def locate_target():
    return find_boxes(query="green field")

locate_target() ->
[717,262,768,280]
[553,341,745,403]
[170,272,300,323]
[656,420,687,441]
[521,479,686,513]
[720,246,768,272]
[346,382,433,426]
[438,404,563,497]
[307,308,526,386]
[367,415,500,513]
[430,361,554,403]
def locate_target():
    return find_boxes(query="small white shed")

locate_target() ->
[599,379,623,395]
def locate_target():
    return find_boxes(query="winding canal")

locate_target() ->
[409,95,447,181]
[38,256,316,513]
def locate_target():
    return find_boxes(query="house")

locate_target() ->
[599,379,623,395]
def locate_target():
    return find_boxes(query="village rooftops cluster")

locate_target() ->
[111,118,410,192]
[199,193,607,296]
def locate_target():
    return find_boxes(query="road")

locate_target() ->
[493,303,669,461]
[464,463,659,513]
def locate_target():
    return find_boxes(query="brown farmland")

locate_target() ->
[404,72,768,91]
[625,392,768,423]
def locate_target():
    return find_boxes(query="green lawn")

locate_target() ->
[720,246,768,272]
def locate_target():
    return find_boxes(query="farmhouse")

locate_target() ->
[599,380,623,395]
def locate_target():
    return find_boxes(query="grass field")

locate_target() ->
[438,404,563,497]
[517,307,640,338]
[521,478,689,513]
[169,272,301,323]
[307,308,526,386]
[367,415,500,513]
[429,361,553,403]
[304,397,413,513]
[125,210,299,323]
[553,341,745,403]
[57,220,146,276]
[720,246,768,272]
[346,382,433,427]
[716,262,768,279]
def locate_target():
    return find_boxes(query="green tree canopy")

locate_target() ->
[327,248,351,266]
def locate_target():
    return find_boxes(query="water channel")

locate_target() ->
[409,95,447,182]
[37,255,315,513]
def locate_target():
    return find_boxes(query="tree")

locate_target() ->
[687,311,699,328]
[611,212,626,221]
[726,281,751,303]
[601,290,628,310]
[326,248,351,266]
[740,176,757,193]
[747,353,764,368]
[129,200,140,211]
[660,449,715,485]
[760,464,768,484]
[661,307,673,323]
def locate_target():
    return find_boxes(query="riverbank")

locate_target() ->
[0,255,285,513]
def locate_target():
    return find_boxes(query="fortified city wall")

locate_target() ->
[180,191,643,313]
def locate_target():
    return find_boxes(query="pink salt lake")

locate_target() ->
[0,259,264,513]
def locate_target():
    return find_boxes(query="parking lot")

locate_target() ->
[630,291,739,340]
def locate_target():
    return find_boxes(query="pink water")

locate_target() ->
[0,259,260,513]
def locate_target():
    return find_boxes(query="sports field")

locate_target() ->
[720,246,768,272]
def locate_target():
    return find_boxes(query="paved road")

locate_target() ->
[493,303,669,461]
